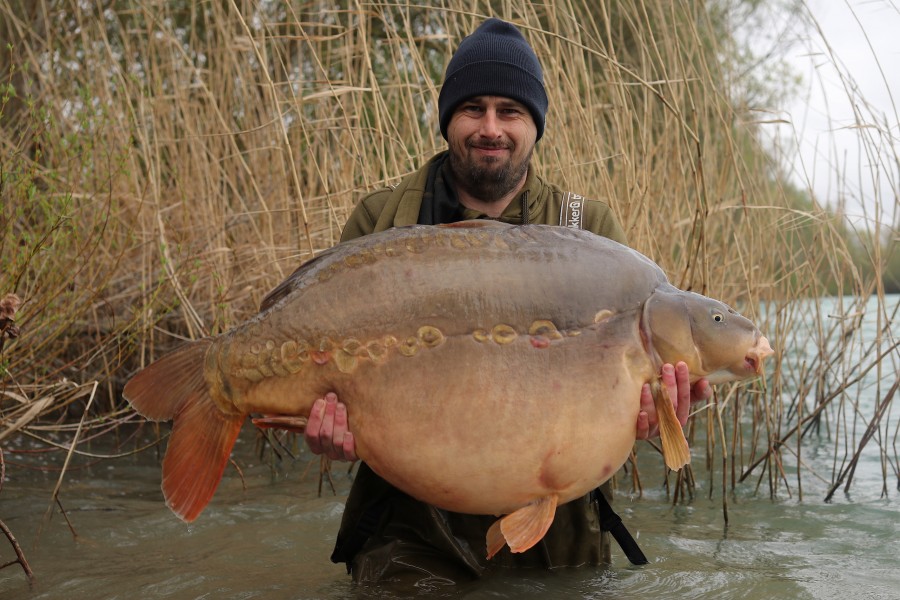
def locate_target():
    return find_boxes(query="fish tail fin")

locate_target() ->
[651,379,691,471]
[123,340,245,522]
[485,494,559,559]
[123,340,213,420]
[162,391,244,522]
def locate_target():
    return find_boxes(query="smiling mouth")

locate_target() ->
[469,149,508,165]
[470,142,510,153]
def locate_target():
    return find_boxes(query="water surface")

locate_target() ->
[2,429,897,600]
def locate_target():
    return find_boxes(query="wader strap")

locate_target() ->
[559,191,585,230]
[590,488,648,565]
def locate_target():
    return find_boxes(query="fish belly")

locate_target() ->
[232,314,648,516]
[356,334,646,515]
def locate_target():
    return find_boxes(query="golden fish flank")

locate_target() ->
[343,250,377,268]
[491,324,518,345]
[473,328,491,343]
[399,336,420,357]
[450,235,470,250]
[366,336,394,362]
[528,320,563,341]
[233,327,448,381]
[238,319,575,382]
[333,349,358,373]
[342,338,363,357]
[593,309,614,323]
[396,327,441,356]
[280,339,309,373]
[417,325,445,348]
[472,320,569,346]
[405,237,428,254]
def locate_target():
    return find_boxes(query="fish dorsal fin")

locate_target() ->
[651,379,691,471]
[438,220,508,230]
[259,247,341,311]
[485,494,559,559]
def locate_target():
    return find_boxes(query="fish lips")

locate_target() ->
[745,335,774,375]
[703,334,774,384]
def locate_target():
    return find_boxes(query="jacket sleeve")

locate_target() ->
[340,189,391,242]
[582,199,628,246]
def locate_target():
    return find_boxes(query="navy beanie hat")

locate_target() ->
[438,18,548,140]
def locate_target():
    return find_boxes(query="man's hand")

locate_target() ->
[304,392,358,462]
[636,362,711,440]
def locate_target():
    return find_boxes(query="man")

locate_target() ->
[304,18,710,584]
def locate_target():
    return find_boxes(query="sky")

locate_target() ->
[775,0,899,229]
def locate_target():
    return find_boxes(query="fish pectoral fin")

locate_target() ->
[485,494,559,559]
[651,379,691,471]
[251,414,309,433]
[162,392,245,522]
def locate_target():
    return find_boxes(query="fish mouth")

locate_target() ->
[744,336,774,375]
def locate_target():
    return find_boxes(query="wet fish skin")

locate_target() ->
[123,220,773,556]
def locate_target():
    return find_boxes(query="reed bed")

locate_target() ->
[0,0,896,534]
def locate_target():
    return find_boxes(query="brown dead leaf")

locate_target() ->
[0,294,21,320]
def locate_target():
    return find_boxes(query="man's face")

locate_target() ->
[446,96,538,203]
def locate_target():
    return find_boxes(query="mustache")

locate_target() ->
[467,140,511,150]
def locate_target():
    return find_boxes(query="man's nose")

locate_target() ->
[478,109,502,138]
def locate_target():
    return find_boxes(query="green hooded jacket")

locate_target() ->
[341,153,627,244]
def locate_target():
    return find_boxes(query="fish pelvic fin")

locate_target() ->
[251,414,309,433]
[485,494,559,559]
[651,378,691,471]
[123,339,245,522]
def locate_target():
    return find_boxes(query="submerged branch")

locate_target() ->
[0,449,35,586]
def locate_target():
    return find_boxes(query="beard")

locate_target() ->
[448,140,533,204]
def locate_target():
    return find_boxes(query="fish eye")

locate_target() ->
[713,313,724,323]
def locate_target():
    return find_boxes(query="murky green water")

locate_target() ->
[2,295,898,599]
[2,436,898,600]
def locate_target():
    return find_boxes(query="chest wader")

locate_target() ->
[331,191,648,579]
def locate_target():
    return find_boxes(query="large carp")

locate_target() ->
[124,221,772,558]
